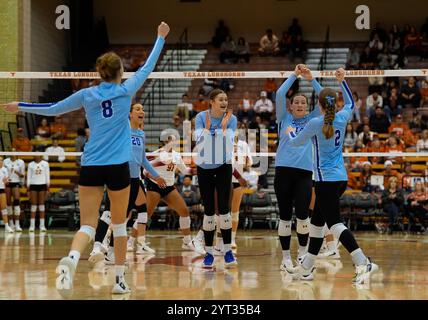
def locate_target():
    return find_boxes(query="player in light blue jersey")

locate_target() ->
[274,64,324,271]
[284,68,378,284]
[194,89,238,268]
[2,22,170,296]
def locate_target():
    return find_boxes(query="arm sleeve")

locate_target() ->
[141,151,160,178]
[340,80,355,121]
[18,90,84,116]
[308,79,324,118]
[43,148,49,162]
[286,118,319,146]
[275,74,297,123]
[194,113,207,143]
[122,36,165,96]
[59,147,65,163]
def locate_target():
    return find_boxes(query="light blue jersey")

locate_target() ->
[275,74,323,172]
[194,110,237,169]
[18,36,165,166]
[129,128,159,179]
[286,81,355,182]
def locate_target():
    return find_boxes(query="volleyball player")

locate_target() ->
[194,89,238,268]
[0,156,14,233]
[27,155,50,232]
[2,22,170,296]
[285,68,378,284]
[3,150,25,231]
[275,64,324,271]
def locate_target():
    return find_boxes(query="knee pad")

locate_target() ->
[296,218,310,235]
[112,222,127,238]
[330,223,347,240]
[179,216,191,230]
[38,205,45,212]
[1,209,8,217]
[219,213,232,230]
[278,220,292,237]
[13,199,20,206]
[309,224,325,238]
[203,215,216,232]
[136,203,147,213]
[31,205,37,213]
[132,220,138,230]
[137,212,147,224]
[100,210,111,225]
[231,212,239,223]
[14,206,21,216]
[79,225,96,242]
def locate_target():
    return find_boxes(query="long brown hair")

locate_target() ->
[96,52,122,82]
[319,88,337,139]
[209,89,226,108]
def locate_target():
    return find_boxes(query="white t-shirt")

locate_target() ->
[417,139,428,152]
[27,161,50,187]
[0,167,9,189]
[3,158,25,184]
[232,140,253,183]
[43,146,65,162]
[146,149,190,187]
[254,98,274,113]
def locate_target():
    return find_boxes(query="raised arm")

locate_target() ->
[122,22,169,96]
[300,66,323,117]
[276,66,299,123]
[335,68,355,120]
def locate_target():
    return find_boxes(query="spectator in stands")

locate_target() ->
[289,35,306,61]
[12,128,32,152]
[201,77,219,96]
[172,115,183,133]
[174,94,194,121]
[359,161,375,192]
[249,115,264,131]
[50,121,66,140]
[401,162,416,192]
[359,46,377,69]
[383,160,403,188]
[254,91,274,121]
[356,116,370,134]
[212,20,230,48]
[235,37,250,63]
[193,93,209,113]
[382,176,405,234]
[420,79,428,108]
[353,139,365,153]
[237,91,255,122]
[406,180,428,232]
[367,136,384,165]
[384,135,404,158]
[258,29,280,56]
[369,33,384,54]
[219,36,237,64]
[344,123,358,150]
[404,26,421,55]
[377,48,391,69]
[279,31,291,56]
[358,124,375,146]
[371,22,388,43]
[288,18,303,39]
[416,129,428,152]
[121,50,133,71]
[385,87,402,118]
[263,78,277,102]
[401,77,421,108]
[178,175,200,210]
[370,106,390,134]
[352,92,363,123]
[219,78,234,93]
[43,138,65,163]
[366,91,384,117]
[388,25,402,55]
[389,114,409,136]
[346,45,360,69]
[409,111,425,133]
[36,118,50,139]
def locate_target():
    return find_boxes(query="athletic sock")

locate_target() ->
[350,248,367,266]
[302,253,316,270]
[231,231,237,243]
[30,218,35,229]
[40,218,45,229]
[68,250,80,267]
[298,246,307,258]
[282,250,291,260]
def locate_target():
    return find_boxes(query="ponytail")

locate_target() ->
[319,88,337,139]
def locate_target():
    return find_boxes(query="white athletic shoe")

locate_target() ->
[353,258,379,285]
[280,258,294,271]
[14,225,22,232]
[5,224,14,233]
[29,226,35,233]
[89,247,105,266]
[136,243,155,255]
[190,237,206,256]
[111,276,131,294]
[55,257,76,299]
[318,250,341,259]
[286,264,316,281]
[104,248,115,265]
[40,226,47,233]
[127,239,135,252]
[182,240,206,256]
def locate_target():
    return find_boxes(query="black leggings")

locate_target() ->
[274,167,312,221]
[197,164,232,216]
[311,181,347,228]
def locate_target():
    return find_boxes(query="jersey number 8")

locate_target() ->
[101,100,113,118]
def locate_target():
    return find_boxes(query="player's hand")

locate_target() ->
[300,65,314,81]
[158,22,170,39]
[154,176,167,188]
[294,64,302,77]
[335,68,346,82]
[1,102,19,113]
[238,177,248,188]
[221,111,232,132]
[285,126,295,135]
[205,111,211,133]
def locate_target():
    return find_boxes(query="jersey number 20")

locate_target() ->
[101,100,113,118]
[334,130,341,147]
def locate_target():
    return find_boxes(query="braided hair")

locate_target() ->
[319,88,337,139]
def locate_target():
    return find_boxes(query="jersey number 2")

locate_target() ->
[334,130,341,147]
[101,100,113,118]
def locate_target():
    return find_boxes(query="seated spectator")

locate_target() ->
[384,135,405,164]
[367,136,384,164]
[359,161,376,192]
[401,162,416,192]
[366,92,384,117]
[219,36,237,64]
[258,29,280,56]
[359,46,377,69]
[382,176,405,234]
[219,78,234,93]
[237,91,255,122]
[352,92,363,123]
[416,129,428,152]
[172,115,183,133]
[369,106,390,134]
[420,79,428,108]
[193,94,209,113]
[50,121,66,139]
[344,123,358,150]
[263,78,277,102]
[290,35,306,61]
[174,94,194,121]
[288,18,303,39]
[400,77,421,108]
[279,31,292,56]
[353,139,365,153]
[369,33,384,55]
[358,124,375,146]
[212,20,230,48]
[12,128,32,152]
[44,138,65,163]
[409,111,426,134]
[249,115,264,130]
[404,26,421,55]
[346,45,360,69]
[387,25,401,54]
[406,180,428,232]
[383,160,403,188]
[377,48,391,70]
[178,176,200,208]
[389,114,409,136]
[201,77,220,96]
[356,116,370,134]
[235,37,250,63]
[36,118,50,139]
[254,91,274,121]
[385,87,402,118]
